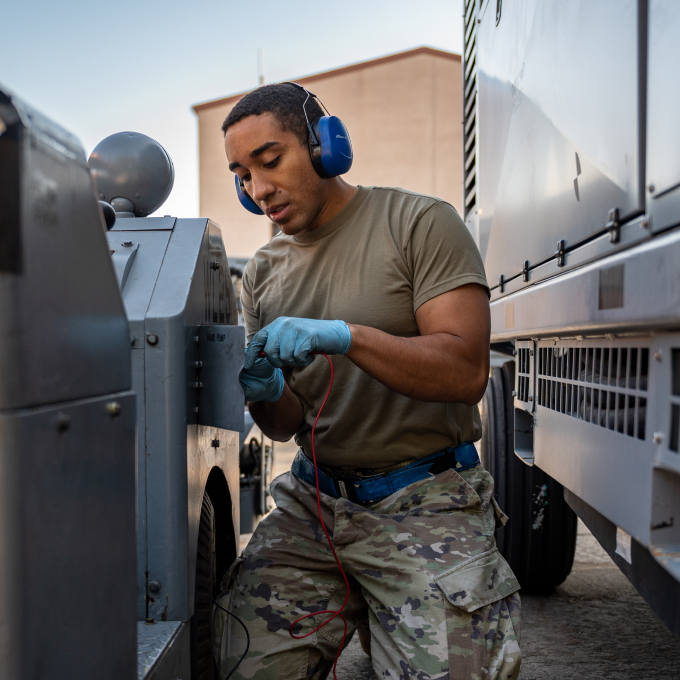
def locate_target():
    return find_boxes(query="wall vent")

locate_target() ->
[462,0,478,218]
[536,343,649,441]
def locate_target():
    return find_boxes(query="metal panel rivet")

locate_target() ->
[528,396,533,402]
[194,335,199,343]
[512,390,517,397]
[648,185,656,193]
[640,219,650,230]
[146,333,159,346]
[148,580,161,594]
[56,412,71,432]
[122,241,133,247]
[529,349,534,356]
[145,618,155,625]
[653,432,663,444]
[194,361,203,368]
[194,382,203,390]
[211,260,220,271]
[653,350,663,362]
[107,401,121,417]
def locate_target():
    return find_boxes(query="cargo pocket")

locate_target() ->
[434,547,519,612]
[212,556,245,668]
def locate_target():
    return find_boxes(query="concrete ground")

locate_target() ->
[242,440,680,679]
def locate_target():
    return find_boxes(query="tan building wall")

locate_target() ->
[193,47,462,259]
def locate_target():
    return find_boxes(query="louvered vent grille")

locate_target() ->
[537,344,649,441]
[463,0,478,218]
[517,348,531,402]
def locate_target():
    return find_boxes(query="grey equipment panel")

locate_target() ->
[0,86,137,679]
[198,324,245,433]
[647,0,680,232]
[0,394,137,680]
[0,85,131,409]
[472,0,644,291]
[108,215,242,625]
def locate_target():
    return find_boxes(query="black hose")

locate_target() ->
[213,598,250,679]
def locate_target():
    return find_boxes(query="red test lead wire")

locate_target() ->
[258,350,349,679]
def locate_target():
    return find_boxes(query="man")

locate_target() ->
[214,83,521,680]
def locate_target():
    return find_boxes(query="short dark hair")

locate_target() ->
[221,83,324,145]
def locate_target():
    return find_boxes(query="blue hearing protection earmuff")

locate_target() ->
[294,83,353,179]
[233,82,353,214]
[235,175,265,215]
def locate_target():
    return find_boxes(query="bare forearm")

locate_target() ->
[345,324,489,404]
[248,382,304,441]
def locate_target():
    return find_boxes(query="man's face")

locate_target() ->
[225,113,325,235]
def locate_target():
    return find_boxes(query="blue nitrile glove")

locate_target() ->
[239,356,285,402]
[244,317,352,369]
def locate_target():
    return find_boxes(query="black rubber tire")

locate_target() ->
[190,492,217,680]
[481,360,578,594]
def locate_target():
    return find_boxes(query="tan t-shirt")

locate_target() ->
[241,186,489,472]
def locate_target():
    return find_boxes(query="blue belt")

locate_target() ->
[291,442,480,504]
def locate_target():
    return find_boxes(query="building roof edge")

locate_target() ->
[192,46,460,114]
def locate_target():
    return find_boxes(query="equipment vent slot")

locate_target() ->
[537,342,649,441]
[462,0,478,217]
[514,340,535,411]
[516,347,530,402]
[670,349,680,452]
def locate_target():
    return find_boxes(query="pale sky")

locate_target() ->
[2,0,463,218]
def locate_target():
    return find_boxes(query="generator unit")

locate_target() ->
[465,0,680,634]
[89,132,245,679]
[0,87,137,677]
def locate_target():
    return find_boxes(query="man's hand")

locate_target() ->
[239,356,285,402]
[244,317,352,369]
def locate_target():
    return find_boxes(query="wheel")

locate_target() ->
[481,360,577,594]
[191,492,217,679]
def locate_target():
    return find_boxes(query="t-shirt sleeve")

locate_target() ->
[240,261,260,345]
[407,200,489,312]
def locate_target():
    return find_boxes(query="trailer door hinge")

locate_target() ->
[498,274,505,293]
[607,208,621,243]
[522,260,530,282]
[555,240,566,267]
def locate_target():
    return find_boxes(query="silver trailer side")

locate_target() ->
[465,0,680,633]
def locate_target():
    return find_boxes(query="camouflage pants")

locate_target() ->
[214,460,521,680]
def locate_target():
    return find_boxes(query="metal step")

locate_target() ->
[137,621,189,680]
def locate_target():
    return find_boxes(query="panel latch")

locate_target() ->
[607,208,621,243]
